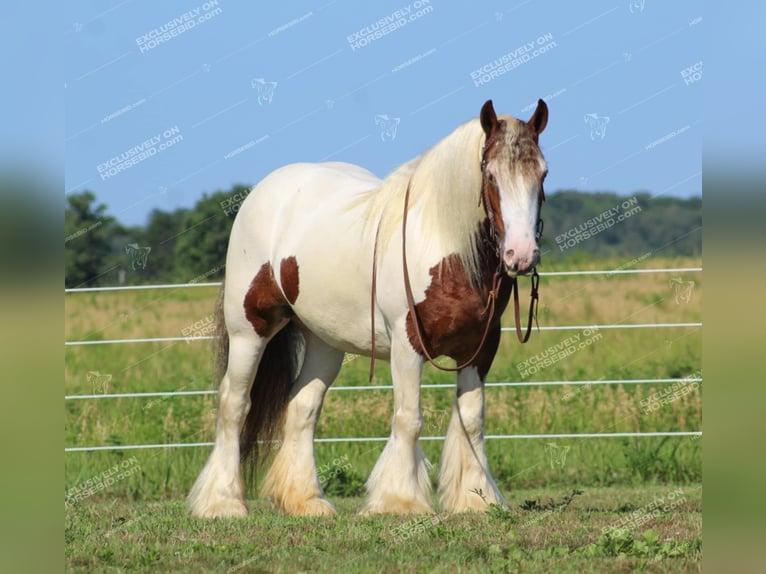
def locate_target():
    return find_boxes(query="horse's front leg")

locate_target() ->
[439,364,507,512]
[362,328,433,514]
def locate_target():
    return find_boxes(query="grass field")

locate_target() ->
[66,486,701,573]
[65,256,702,571]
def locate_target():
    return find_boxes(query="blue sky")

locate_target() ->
[65,0,703,226]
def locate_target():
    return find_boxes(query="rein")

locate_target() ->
[400,180,504,373]
[368,136,543,380]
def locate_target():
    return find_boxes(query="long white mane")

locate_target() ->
[361,116,520,282]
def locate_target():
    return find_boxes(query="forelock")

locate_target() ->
[488,118,545,179]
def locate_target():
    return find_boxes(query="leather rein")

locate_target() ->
[368,138,543,379]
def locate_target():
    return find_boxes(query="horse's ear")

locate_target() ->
[527,99,548,138]
[480,99,498,136]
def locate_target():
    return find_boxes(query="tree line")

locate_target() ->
[64,186,701,288]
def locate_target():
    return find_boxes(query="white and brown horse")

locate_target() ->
[188,99,549,517]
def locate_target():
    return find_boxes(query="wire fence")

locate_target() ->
[64,322,702,347]
[64,432,702,453]
[65,266,702,452]
[64,377,702,401]
[63,267,702,294]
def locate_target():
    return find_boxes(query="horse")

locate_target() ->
[187,98,549,518]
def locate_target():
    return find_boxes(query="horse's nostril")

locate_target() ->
[509,262,518,272]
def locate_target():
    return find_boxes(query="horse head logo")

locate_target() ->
[584,113,610,140]
[125,243,151,270]
[544,443,571,469]
[251,78,278,106]
[374,114,400,142]
[669,277,695,304]
[629,0,646,14]
[87,371,113,394]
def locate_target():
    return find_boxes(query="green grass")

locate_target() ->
[65,486,701,573]
[65,256,702,571]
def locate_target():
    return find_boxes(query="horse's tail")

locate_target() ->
[213,280,301,478]
[239,322,302,477]
[213,284,229,391]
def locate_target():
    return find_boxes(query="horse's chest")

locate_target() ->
[405,256,510,363]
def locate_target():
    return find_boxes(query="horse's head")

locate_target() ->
[479,99,548,277]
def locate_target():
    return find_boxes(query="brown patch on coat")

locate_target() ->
[480,119,507,242]
[480,172,504,244]
[405,231,513,380]
[243,262,293,337]
[279,256,300,305]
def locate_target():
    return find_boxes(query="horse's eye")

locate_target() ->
[488,173,496,184]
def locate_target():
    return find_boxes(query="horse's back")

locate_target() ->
[224,161,385,353]
[313,161,381,186]
[232,160,380,249]
[256,161,380,202]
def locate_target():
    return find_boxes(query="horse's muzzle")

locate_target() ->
[504,248,540,277]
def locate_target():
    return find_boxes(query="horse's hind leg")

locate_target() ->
[438,365,507,512]
[262,330,344,515]
[187,328,266,518]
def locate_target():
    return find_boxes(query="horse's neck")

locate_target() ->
[408,126,486,283]
[473,221,503,287]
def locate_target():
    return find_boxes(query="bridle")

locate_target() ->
[368,134,543,379]
[477,132,544,346]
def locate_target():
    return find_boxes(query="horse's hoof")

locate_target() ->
[274,496,337,516]
[297,497,337,516]
[189,498,248,519]
[360,496,435,516]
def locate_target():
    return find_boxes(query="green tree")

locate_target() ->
[139,207,190,283]
[65,191,122,288]
[173,185,250,281]
[542,190,701,262]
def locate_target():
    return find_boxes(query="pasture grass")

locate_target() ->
[65,485,701,573]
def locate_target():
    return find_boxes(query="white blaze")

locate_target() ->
[499,173,539,271]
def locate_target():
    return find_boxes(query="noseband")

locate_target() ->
[368,135,543,379]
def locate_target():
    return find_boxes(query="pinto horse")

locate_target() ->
[188,99,549,518]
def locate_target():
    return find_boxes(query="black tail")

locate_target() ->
[213,283,302,479]
[212,285,229,391]
[239,321,301,466]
